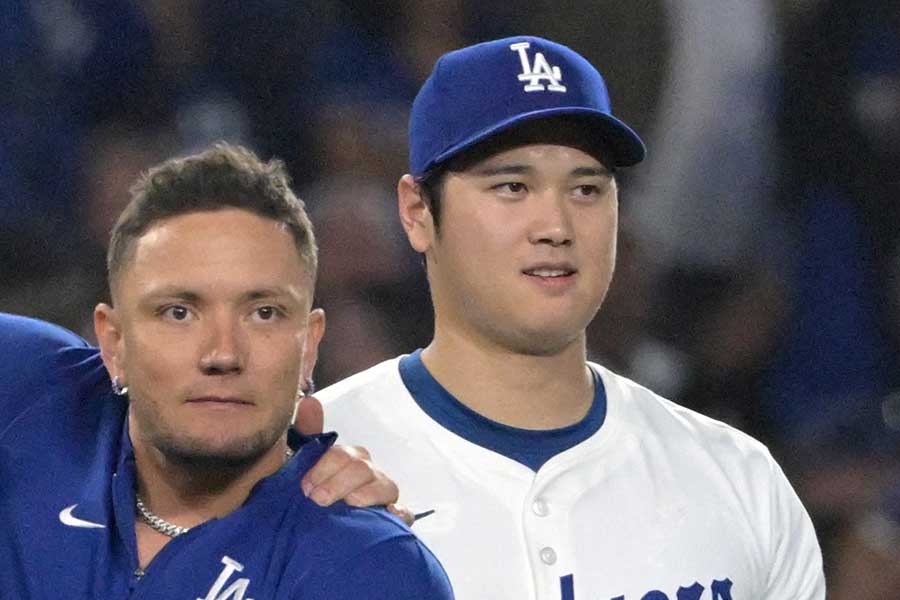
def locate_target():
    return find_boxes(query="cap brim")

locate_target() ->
[425,107,646,174]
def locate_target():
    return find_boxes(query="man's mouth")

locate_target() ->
[187,396,252,405]
[523,268,576,278]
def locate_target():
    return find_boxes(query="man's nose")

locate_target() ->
[528,191,574,247]
[198,316,244,375]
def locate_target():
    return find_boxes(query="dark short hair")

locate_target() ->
[414,115,617,232]
[107,143,317,295]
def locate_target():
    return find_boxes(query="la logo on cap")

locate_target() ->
[510,42,566,93]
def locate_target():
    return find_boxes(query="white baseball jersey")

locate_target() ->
[319,355,825,600]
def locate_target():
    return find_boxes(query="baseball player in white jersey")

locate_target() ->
[318,36,826,600]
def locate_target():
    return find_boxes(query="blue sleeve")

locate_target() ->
[0,313,92,430]
[291,536,454,599]
[0,312,89,353]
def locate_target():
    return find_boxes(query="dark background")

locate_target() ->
[2,1,898,595]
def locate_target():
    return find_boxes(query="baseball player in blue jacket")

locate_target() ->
[0,144,452,599]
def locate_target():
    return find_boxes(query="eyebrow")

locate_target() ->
[471,164,533,177]
[571,166,614,178]
[240,288,296,303]
[140,287,297,305]
[141,288,203,304]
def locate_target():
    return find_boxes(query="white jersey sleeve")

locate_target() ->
[763,456,826,598]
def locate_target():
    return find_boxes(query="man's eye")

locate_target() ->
[576,184,599,196]
[162,306,190,321]
[255,306,280,321]
[493,182,526,193]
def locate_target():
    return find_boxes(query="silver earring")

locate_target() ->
[296,378,315,399]
[111,376,128,396]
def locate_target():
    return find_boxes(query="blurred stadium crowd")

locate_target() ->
[2,0,898,596]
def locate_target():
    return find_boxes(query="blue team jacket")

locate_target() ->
[0,314,453,599]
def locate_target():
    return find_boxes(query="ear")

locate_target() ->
[397,174,435,253]
[94,302,125,383]
[300,308,326,384]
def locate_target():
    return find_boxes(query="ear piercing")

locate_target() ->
[111,376,129,396]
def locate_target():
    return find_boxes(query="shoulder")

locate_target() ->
[148,494,452,599]
[0,313,107,433]
[182,438,451,598]
[595,364,825,594]
[302,502,422,550]
[0,313,98,383]
[595,363,777,473]
[318,356,422,443]
[318,356,405,404]
[273,498,452,599]
[279,438,417,546]
[258,480,452,600]
[0,312,89,353]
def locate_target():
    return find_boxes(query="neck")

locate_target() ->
[422,321,594,429]
[131,436,289,531]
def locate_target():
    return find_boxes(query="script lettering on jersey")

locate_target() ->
[198,556,254,600]
[509,42,567,93]
[560,575,734,600]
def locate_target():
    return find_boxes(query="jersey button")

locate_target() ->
[532,499,549,517]
[539,546,557,565]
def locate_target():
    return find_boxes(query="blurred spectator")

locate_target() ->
[616,0,792,438]
[630,0,781,274]
[774,0,899,463]
[1,0,156,283]
[303,173,431,387]
[773,0,900,590]
[0,121,171,338]
[587,222,691,401]
[827,483,900,600]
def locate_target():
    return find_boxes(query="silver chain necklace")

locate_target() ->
[134,447,295,538]
[135,494,190,537]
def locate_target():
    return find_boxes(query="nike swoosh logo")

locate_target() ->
[413,509,436,522]
[59,504,106,529]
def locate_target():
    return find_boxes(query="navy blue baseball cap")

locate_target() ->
[408,36,646,177]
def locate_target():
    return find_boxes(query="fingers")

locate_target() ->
[302,445,402,509]
[343,475,401,509]
[301,445,373,504]
[387,503,415,527]
[294,394,324,435]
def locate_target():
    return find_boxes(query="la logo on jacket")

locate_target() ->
[199,556,254,600]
